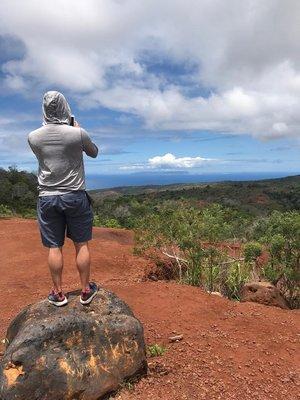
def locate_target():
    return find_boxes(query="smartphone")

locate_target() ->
[70,116,75,126]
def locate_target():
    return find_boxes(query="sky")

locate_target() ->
[0,0,299,188]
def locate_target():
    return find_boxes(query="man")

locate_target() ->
[28,91,99,306]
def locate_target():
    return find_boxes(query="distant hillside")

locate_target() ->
[0,167,299,217]
[91,174,300,214]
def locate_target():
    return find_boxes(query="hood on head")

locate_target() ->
[42,91,72,125]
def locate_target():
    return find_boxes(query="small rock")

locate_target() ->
[209,291,223,297]
[169,334,183,342]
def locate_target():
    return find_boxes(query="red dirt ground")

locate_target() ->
[1,218,299,400]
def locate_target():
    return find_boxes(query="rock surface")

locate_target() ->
[240,281,290,309]
[0,287,147,400]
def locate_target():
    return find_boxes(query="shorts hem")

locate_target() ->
[67,235,92,243]
[42,242,65,248]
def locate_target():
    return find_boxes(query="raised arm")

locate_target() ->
[80,128,98,158]
[27,133,36,154]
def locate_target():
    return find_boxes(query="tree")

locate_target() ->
[253,211,300,307]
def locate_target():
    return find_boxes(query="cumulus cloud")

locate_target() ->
[1,0,300,139]
[149,153,215,168]
[120,153,217,170]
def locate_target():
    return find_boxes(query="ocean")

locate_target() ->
[86,171,297,190]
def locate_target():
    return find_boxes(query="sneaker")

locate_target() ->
[80,282,98,305]
[48,290,68,307]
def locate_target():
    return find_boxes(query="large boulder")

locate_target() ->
[0,287,147,400]
[240,281,290,309]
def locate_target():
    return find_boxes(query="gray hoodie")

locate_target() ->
[28,91,98,196]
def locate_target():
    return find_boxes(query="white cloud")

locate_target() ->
[1,1,300,139]
[120,153,217,170]
[0,112,41,163]
[149,153,215,168]
[272,122,288,134]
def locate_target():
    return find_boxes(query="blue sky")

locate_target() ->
[0,1,299,188]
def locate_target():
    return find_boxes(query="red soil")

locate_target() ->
[253,194,270,205]
[0,218,299,400]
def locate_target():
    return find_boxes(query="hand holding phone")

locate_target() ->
[70,116,80,127]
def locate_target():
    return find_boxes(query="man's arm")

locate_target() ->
[80,128,99,158]
[27,133,36,154]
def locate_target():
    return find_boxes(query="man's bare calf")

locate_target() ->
[74,241,91,292]
[48,247,64,293]
[48,243,91,292]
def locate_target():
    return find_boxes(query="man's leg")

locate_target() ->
[74,242,90,291]
[64,191,97,303]
[48,247,64,292]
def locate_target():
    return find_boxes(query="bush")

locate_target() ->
[134,203,246,294]
[147,344,167,357]
[0,204,13,217]
[252,211,300,308]
[21,209,37,219]
[134,203,300,308]
[244,242,262,262]
[103,218,122,228]
[222,262,251,300]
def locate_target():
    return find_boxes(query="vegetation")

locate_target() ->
[253,211,300,308]
[134,203,299,307]
[91,174,300,218]
[0,166,37,217]
[147,344,167,357]
[0,204,13,218]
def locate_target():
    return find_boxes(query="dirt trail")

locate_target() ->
[1,218,299,400]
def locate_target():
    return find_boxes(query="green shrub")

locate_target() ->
[21,209,37,219]
[103,218,122,228]
[93,215,102,227]
[244,242,262,262]
[0,204,13,217]
[93,215,122,228]
[252,211,300,308]
[223,262,251,300]
[147,344,167,357]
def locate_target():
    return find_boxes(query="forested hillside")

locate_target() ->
[91,174,300,228]
[0,167,37,215]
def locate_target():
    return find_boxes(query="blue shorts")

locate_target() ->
[37,190,94,248]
